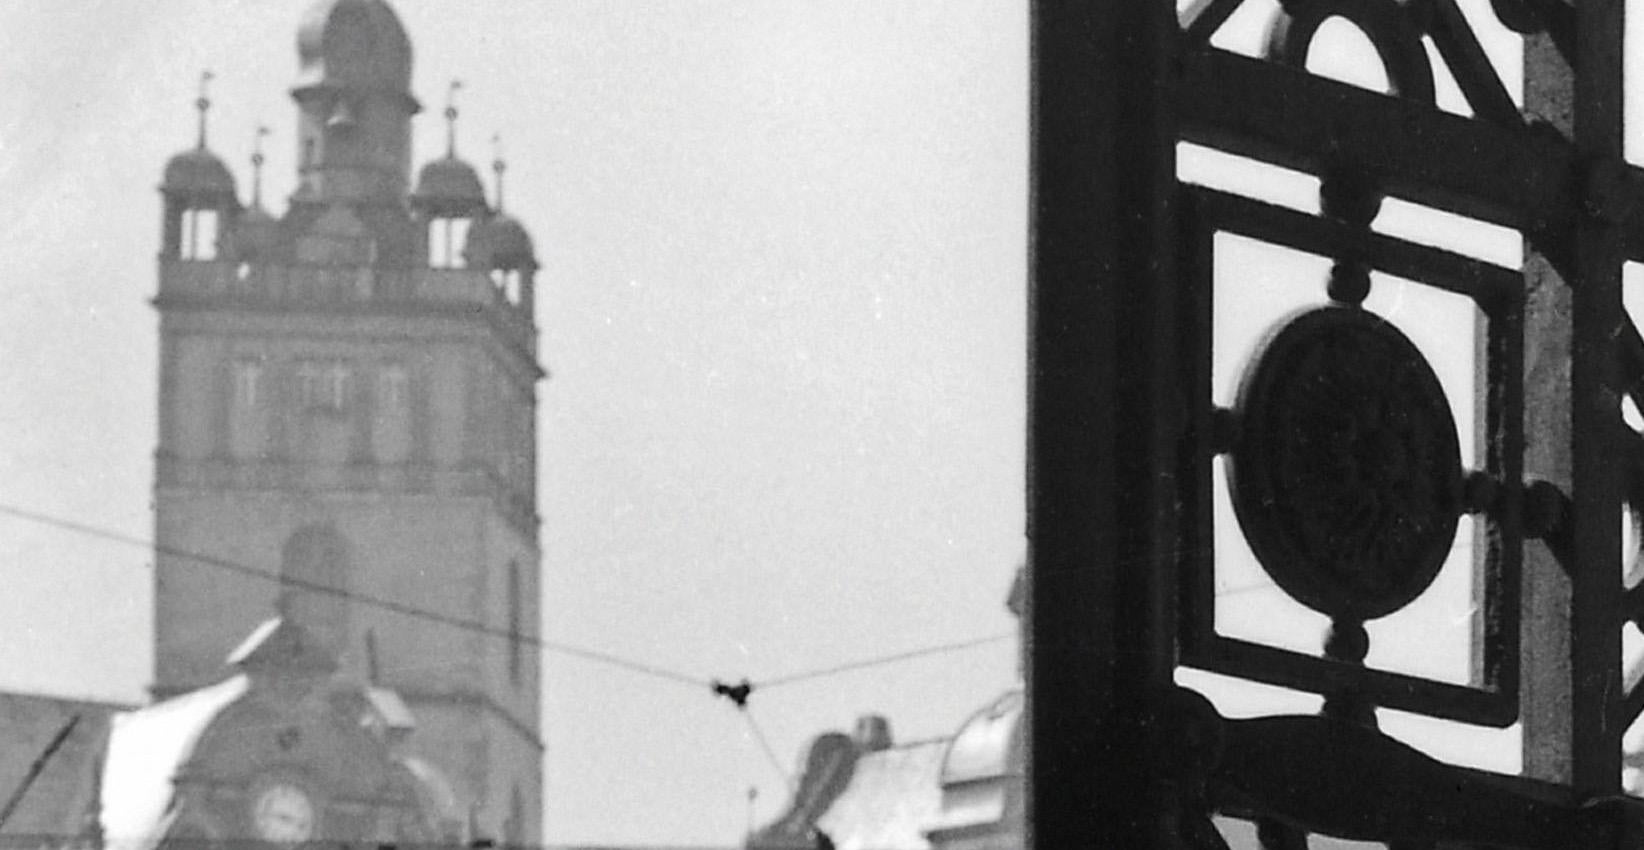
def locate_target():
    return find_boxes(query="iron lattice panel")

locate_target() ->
[1029,0,1644,845]
[1176,183,1526,728]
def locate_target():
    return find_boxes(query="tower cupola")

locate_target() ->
[472,215,537,272]
[464,140,539,312]
[161,71,239,261]
[413,160,486,217]
[162,151,236,206]
[152,5,545,841]
[413,81,487,267]
[291,0,420,204]
[413,81,487,217]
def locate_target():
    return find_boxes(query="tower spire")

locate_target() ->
[251,126,270,207]
[491,133,507,212]
[195,71,215,150]
[445,80,464,159]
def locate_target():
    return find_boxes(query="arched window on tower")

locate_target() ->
[230,358,267,459]
[488,269,526,306]
[374,363,412,463]
[234,360,262,408]
[279,525,351,656]
[160,77,237,263]
[183,208,220,261]
[507,558,522,687]
[429,218,472,269]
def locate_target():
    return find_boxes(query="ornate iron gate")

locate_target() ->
[1030,1,1644,847]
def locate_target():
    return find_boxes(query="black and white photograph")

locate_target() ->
[2,1,1643,849]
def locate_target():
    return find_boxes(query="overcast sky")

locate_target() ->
[10,0,1644,845]
[0,1,1026,844]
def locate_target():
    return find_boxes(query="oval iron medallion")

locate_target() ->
[1228,306,1462,622]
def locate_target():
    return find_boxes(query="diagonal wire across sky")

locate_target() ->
[0,501,1013,700]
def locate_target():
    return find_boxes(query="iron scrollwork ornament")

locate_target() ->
[1265,0,1436,104]
[1227,306,1462,623]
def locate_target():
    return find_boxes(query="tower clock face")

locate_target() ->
[252,781,316,843]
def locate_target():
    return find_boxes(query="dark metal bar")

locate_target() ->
[1029,0,1180,847]
[1180,0,1247,46]
[1177,188,1219,653]
[1189,187,1523,303]
[1179,47,1576,230]
[1517,30,1581,792]
[1215,714,1578,846]
[1565,0,1627,795]
[1518,0,1628,795]
[1478,279,1526,706]
[1616,422,1644,496]
[1184,636,1517,727]
[1611,166,1644,260]
[1424,0,1524,127]
[1621,676,1644,728]
[1617,318,1644,402]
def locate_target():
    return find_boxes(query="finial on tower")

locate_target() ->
[251,125,270,206]
[195,71,215,150]
[491,133,507,212]
[445,80,464,159]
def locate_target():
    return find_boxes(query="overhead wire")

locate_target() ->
[758,632,1015,690]
[0,501,1017,699]
[0,499,1344,699]
[0,501,707,690]
[0,500,1020,802]
[738,705,795,794]
[0,499,1330,802]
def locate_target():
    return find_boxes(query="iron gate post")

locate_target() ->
[1520,0,1627,796]
[1029,1,1182,848]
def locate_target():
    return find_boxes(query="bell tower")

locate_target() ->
[150,1,543,842]
[291,0,417,205]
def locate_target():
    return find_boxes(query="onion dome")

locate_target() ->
[926,689,1025,844]
[941,689,1024,786]
[413,158,486,217]
[464,214,536,271]
[162,149,237,206]
[481,215,536,268]
[464,144,537,270]
[412,81,487,217]
[162,71,237,206]
[295,0,413,95]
